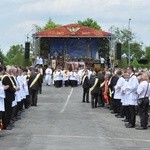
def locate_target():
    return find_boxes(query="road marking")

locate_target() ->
[34,134,150,143]
[60,88,73,113]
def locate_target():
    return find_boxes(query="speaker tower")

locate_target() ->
[25,42,30,59]
[116,43,121,60]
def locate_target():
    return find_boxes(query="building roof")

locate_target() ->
[35,24,111,38]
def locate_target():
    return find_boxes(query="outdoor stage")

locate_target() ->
[34,24,111,68]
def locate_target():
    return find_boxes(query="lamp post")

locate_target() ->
[128,19,131,66]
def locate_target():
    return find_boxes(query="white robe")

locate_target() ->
[78,69,84,84]
[23,75,29,96]
[45,68,52,85]
[121,80,130,106]
[137,81,150,98]
[69,72,77,81]
[114,77,125,99]
[63,71,70,81]
[124,74,139,105]
[0,81,5,111]
[17,75,26,100]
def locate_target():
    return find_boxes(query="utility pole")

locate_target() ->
[128,19,131,66]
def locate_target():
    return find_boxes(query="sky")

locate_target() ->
[0,0,150,54]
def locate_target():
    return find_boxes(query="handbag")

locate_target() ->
[137,83,149,105]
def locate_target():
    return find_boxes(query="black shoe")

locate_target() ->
[82,101,85,103]
[125,123,131,127]
[86,101,90,103]
[135,126,147,130]
[110,111,115,114]
[122,119,129,122]
[116,115,124,118]
[12,117,18,121]
[21,109,25,112]
[6,126,13,130]
[16,116,21,120]
[126,124,135,128]
[10,124,15,127]
[115,114,120,117]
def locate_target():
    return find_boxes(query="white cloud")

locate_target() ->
[0,0,150,54]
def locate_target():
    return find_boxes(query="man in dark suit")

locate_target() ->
[2,66,16,130]
[89,71,100,108]
[28,68,42,106]
[82,70,90,103]
[108,70,119,113]
[97,70,105,107]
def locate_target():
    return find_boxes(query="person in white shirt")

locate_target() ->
[100,57,105,68]
[114,70,125,118]
[39,57,43,66]
[136,72,150,130]
[17,67,27,111]
[125,66,139,128]
[45,65,52,86]
[62,68,70,87]
[53,69,63,88]
[121,72,130,122]
[77,67,84,85]
[69,70,78,87]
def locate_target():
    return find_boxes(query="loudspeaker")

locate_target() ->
[116,43,121,60]
[25,42,30,59]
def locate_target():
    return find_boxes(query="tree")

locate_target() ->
[112,27,144,60]
[43,18,60,30]
[34,18,61,32]
[131,59,140,68]
[5,44,31,66]
[113,27,134,43]
[6,44,23,59]
[77,18,101,30]
[145,46,150,61]
[0,49,5,63]
[130,42,144,60]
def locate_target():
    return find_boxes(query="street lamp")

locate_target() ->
[128,19,131,66]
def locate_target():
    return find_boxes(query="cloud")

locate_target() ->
[0,0,150,54]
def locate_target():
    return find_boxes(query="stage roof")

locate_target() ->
[35,24,111,38]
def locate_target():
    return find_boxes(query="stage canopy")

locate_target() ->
[35,24,111,38]
[34,24,111,60]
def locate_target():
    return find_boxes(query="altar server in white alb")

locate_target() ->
[53,69,63,88]
[121,72,130,122]
[125,66,139,128]
[78,67,84,85]
[69,70,78,87]
[45,65,52,86]
[113,70,125,118]
[63,68,70,87]
[17,67,27,110]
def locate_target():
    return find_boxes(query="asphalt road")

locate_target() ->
[0,85,150,150]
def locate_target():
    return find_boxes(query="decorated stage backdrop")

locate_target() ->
[50,38,100,60]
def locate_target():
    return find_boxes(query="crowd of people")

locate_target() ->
[44,64,150,129]
[44,65,92,88]
[81,66,150,130]
[0,65,42,130]
[0,62,150,131]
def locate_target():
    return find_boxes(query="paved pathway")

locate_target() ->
[0,85,150,150]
